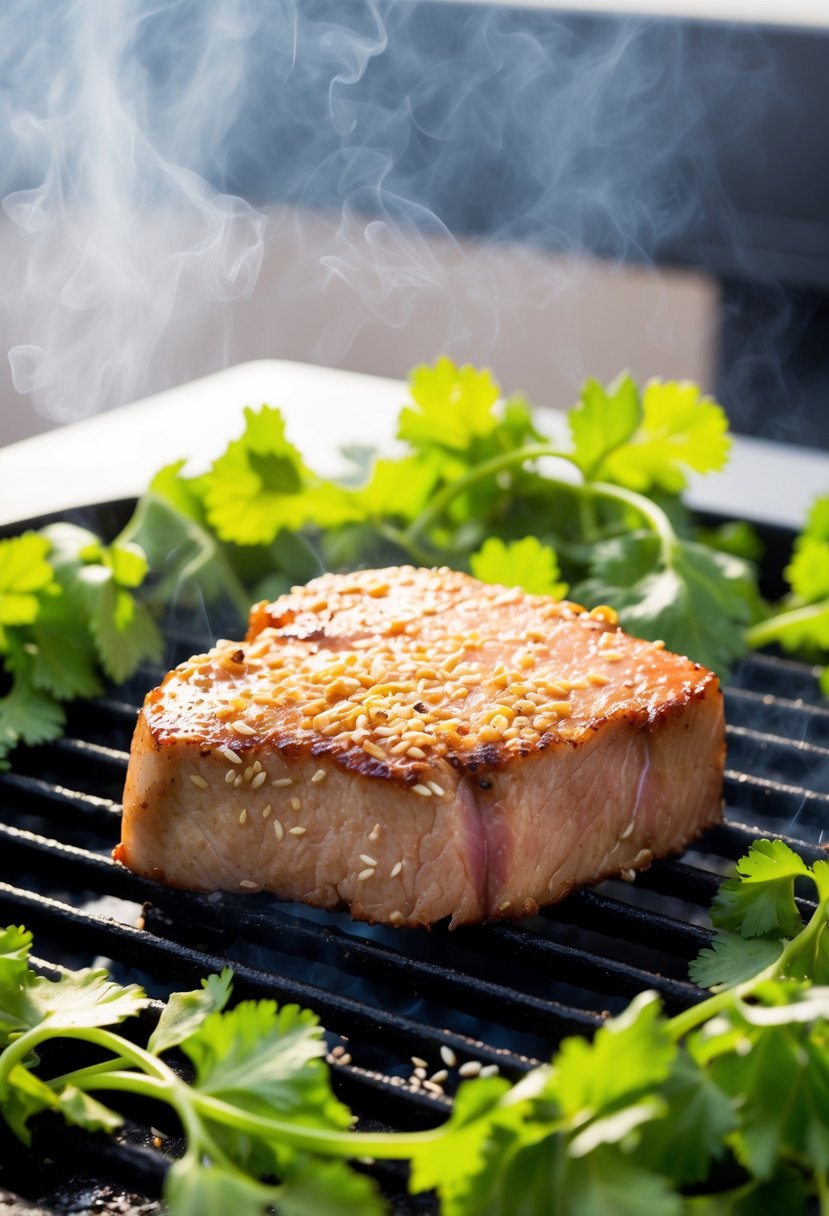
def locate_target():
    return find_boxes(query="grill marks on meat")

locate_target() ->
[117,567,725,926]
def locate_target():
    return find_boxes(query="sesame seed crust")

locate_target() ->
[141,566,717,788]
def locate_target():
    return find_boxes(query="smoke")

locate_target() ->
[0,0,777,425]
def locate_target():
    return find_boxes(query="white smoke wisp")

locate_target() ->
[2,0,266,424]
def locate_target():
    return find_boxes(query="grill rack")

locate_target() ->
[1,536,828,1210]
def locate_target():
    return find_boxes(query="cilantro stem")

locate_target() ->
[405,443,575,544]
[375,520,437,567]
[588,481,677,559]
[816,1167,829,1216]
[745,599,829,650]
[0,1024,168,1096]
[669,893,829,1041]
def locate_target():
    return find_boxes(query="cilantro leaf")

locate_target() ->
[710,840,809,939]
[25,594,102,701]
[356,453,442,523]
[569,373,640,479]
[552,992,675,1121]
[148,968,233,1056]
[599,380,731,494]
[689,932,784,990]
[57,1084,123,1134]
[277,1158,386,1216]
[0,673,65,769]
[165,1156,279,1216]
[0,532,58,650]
[399,357,501,453]
[575,532,751,673]
[0,967,148,1043]
[634,1052,735,1185]
[202,406,360,546]
[784,494,829,604]
[470,536,568,598]
[2,1063,62,1143]
[75,565,162,684]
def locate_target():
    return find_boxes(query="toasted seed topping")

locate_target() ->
[219,746,242,765]
[368,823,381,841]
[238,880,259,890]
[233,775,244,789]
[189,774,209,790]
[231,719,256,736]
[430,1069,449,1084]
[411,1056,427,1069]
[620,820,635,840]
[458,1060,482,1078]
[498,900,512,911]
[289,825,307,837]
[272,777,294,787]
[479,1064,500,1078]
[224,770,235,784]
[262,803,272,818]
[413,1067,427,1080]
[390,861,403,878]
[412,783,433,798]
[273,818,284,841]
[440,1045,457,1068]
[603,650,624,662]
[360,854,378,866]
[239,808,248,825]
[389,910,405,925]
[250,771,267,789]
[427,780,445,797]
[311,768,326,783]
[357,867,375,881]
[290,796,301,811]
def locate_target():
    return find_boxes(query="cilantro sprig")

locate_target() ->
[2,840,828,1214]
[0,523,160,768]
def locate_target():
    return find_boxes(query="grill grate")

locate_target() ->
[0,551,827,1210]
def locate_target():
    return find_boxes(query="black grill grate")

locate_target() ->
[0,568,827,1210]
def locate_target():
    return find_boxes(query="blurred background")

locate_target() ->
[0,0,827,448]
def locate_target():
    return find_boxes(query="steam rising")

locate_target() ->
[1,1,774,423]
[2,0,266,422]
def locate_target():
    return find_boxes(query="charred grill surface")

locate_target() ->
[0,602,825,1210]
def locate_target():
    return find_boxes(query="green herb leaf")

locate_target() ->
[0,966,148,1042]
[57,1084,124,1134]
[0,533,58,651]
[165,1156,279,1216]
[575,533,751,673]
[689,932,784,990]
[277,1159,386,1216]
[202,406,360,546]
[634,1052,735,1185]
[470,536,568,598]
[710,840,809,939]
[0,673,65,769]
[599,380,731,494]
[569,373,641,479]
[399,357,502,453]
[356,453,443,523]
[148,968,233,1056]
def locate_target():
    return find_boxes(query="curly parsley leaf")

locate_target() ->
[598,380,731,494]
[575,532,751,673]
[0,532,59,651]
[148,968,233,1057]
[202,406,360,546]
[569,373,640,479]
[470,536,568,598]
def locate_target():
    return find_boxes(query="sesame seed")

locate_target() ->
[272,777,293,787]
[603,650,624,662]
[458,1061,481,1078]
[252,760,263,774]
[363,740,386,762]
[587,671,610,686]
[621,867,637,882]
[411,1056,428,1069]
[238,880,259,891]
[233,775,244,789]
[360,854,378,866]
[251,771,266,789]
[290,796,301,811]
[413,1067,427,1080]
[499,900,512,911]
[289,826,307,837]
[273,819,284,842]
[389,910,405,925]
[357,867,375,882]
[479,1064,500,1078]
[311,769,326,783]
[339,1052,352,1066]
[412,783,433,798]
[244,766,255,782]
[427,781,445,797]
[620,821,635,840]
[407,746,426,759]
[368,823,381,841]
[219,746,242,765]
[430,1069,449,1085]
[423,1080,444,1096]
[262,804,272,818]
[231,720,256,736]
[390,861,403,878]
[440,1045,457,1068]
[189,774,208,790]
[224,770,235,784]
[239,809,248,825]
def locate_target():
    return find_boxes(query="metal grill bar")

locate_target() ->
[2,588,828,1210]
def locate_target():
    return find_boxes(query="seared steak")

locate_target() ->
[117,566,725,926]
